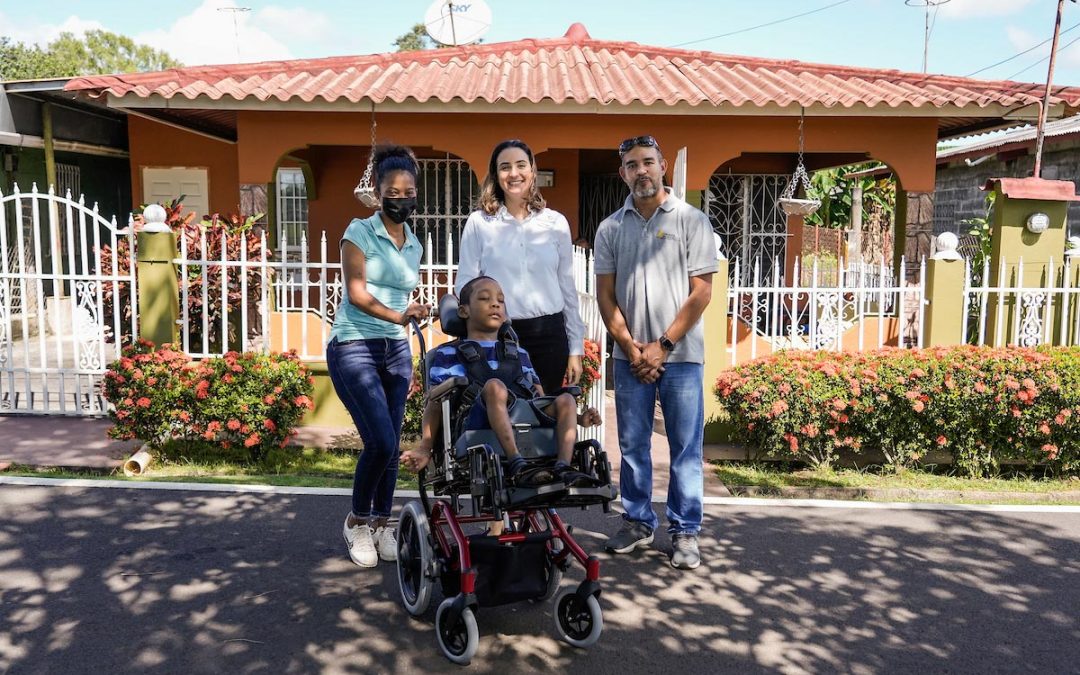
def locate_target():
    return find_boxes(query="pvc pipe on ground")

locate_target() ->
[123,445,152,477]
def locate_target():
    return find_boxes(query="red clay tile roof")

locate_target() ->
[982,177,1080,201]
[65,23,1080,112]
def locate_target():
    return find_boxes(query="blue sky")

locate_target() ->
[1,0,1079,85]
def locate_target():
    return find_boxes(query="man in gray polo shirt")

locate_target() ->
[594,135,717,570]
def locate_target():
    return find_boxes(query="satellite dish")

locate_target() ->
[424,0,492,46]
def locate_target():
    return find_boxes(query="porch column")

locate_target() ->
[924,234,966,347]
[901,190,934,277]
[703,257,730,443]
[136,205,180,346]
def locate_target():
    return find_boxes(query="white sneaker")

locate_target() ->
[343,517,377,568]
[374,526,398,562]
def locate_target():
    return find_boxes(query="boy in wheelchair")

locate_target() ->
[401,276,601,489]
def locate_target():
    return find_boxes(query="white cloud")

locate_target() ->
[0,11,106,46]
[1006,26,1044,54]
[938,0,1037,19]
[254,7,334,44]
[133,0,336,66]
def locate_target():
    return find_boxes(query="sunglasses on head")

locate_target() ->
[619,135,660,156]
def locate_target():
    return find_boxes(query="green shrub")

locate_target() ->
[715,346,1080,476]
[402,357,424,442]
[103,341,315,460]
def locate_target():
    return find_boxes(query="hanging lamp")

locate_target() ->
[778,107,821,217]
[353,102,380,207]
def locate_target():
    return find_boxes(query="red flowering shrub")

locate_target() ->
[97,199,271,350]
[715,346,1080,475]
[577,339,603,406]
[103,341,314,460]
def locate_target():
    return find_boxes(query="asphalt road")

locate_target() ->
[1,484,1079,674]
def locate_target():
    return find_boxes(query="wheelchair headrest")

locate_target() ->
[439,293,466,338]
[438,291,516,340]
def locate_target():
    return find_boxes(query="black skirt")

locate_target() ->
[511,312,569,395]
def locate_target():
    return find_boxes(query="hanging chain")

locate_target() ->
[354,102,380,205]
[782,106,814,200]
[358,102,378,190]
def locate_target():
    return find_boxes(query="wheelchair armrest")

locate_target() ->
[425,376,470,403]
[556,385,583,398]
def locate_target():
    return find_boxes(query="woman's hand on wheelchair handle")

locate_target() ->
[399,302,431,325]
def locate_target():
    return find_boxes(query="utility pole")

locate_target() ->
[1034,0,1072,178]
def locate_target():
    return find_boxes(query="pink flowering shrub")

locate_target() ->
[102,341,315,460]
[715,346,1080,475]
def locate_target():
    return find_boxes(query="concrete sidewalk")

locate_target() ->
[0,393,733,497]
[0,416,135,470]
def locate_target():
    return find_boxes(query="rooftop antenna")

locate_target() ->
[217,6,251,62]
[905,0,951,73]
[424,0,492,46]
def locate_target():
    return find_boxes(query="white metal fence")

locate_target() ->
[174,231,607,439]
[0,185,137,415]
[727,255,925,365]
[964,256,1080,347]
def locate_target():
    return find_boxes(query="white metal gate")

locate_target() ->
[0,184,137,415]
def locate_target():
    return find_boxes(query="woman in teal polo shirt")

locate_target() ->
[327,144,429,569]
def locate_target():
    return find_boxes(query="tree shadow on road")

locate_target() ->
[1,487,1078,673]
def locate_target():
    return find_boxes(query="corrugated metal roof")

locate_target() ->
[65,23,1080,114]
[938,115,1080,160]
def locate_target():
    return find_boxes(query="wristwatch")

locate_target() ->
[659,334,676,352]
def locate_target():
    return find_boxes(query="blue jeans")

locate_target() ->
[614,358,704,535]
[326,337,412,519]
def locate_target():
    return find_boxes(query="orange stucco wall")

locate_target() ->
[535,148,581,234]
[127,110,938,253]
[128,115,240,214]
[235,111,938,192]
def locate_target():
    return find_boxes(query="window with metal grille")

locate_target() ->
[57,163,80,199]
[705,174,790,283]
[276,168,309,252]
[412,158,478,264]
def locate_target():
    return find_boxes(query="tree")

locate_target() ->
[393,23,437,52]
[0,29,180,80]
[48,30,181,74]
[0,37,65,80]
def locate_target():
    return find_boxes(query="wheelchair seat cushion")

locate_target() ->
[462,395,557,431]
[453,398,559,460]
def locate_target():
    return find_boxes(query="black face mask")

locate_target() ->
[381,197,417,224]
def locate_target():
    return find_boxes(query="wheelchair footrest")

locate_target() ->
[504,481,568,509]
[558,483,619,507]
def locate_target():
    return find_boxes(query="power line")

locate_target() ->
[1006,32,1080,80]
[966,20,1080,77]
[670,0,855,49]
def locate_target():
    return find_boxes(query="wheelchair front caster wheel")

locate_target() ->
[553,590,603,648]
[435,597,479,665]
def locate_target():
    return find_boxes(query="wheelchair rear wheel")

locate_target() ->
[553,590,603,648]
[436,597,479,665]
[396,501,434,617]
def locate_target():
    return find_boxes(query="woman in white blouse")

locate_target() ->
[455,139,586,393]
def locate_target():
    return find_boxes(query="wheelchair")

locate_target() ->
[396,295,618,665]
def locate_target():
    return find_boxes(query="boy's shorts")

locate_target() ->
[464,394,557,431]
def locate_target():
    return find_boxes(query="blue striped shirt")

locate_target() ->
[428,340,540,389]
